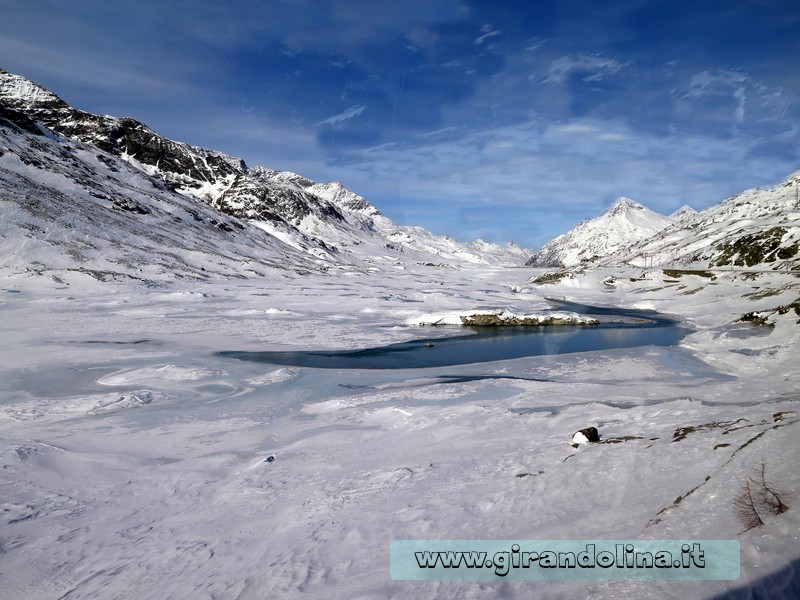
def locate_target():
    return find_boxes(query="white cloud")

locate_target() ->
[549,122,599,134]
[734,87,746,124]
[684,69,750,99]
[474,25,502,45]
[544,54,627,84]
[677,68,796,128]
[315,104,367,127]
[525,37,546,52]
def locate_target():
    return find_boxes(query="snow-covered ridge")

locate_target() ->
[308,180,378,214]
[0,69,531,276]
[669,204,697,220]
[528,196,675,267]
[0,69,63,106]
[606,196,647,216]
[527,170,798,272]
[616,174,800,270]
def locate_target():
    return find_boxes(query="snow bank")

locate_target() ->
[405,309,598,326]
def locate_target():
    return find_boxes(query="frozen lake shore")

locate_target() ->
[1,264,798,599]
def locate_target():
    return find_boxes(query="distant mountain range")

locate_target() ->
[0,69,529,283]
[527,181,799,271]
[2,68,798,283]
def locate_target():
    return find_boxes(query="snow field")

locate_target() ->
[0,264,798,599]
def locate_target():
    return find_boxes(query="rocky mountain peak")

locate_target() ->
[0,70,65,109]
[607,196,645,216]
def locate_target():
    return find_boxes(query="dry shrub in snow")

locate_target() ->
[734,463,790,533]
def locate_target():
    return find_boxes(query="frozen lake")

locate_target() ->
[1,267,798,600]
[218,303,689,369]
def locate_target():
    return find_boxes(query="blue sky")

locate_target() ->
[2,0,799,248]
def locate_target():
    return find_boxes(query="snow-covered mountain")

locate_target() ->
[669,204,697,220]
[616,174,800,270]
[0,69,528,283]
[527,197,674,267]
[527,175,800,272]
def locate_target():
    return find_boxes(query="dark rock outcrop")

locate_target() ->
[571,426,600,448]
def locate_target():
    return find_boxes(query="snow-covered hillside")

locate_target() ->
[527,174,799,273]
[669,204,697,220]
[0,69,528,281]
[615,174,800,270]
[528,197,674,267]
[0,108,326,282]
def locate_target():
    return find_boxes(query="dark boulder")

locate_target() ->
[571,426,600,448]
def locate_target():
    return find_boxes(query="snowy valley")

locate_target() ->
[0,68,529,283]
[1,70,799,599]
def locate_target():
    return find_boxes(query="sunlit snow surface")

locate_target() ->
[1,265,799,599]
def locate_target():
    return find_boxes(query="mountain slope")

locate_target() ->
[669,205,697,220]
[0,69,528,282]
[528,197,674,267]
[614,174,800,270]
[0,108,323,283]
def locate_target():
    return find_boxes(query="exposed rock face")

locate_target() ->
[711,227,798,268]
[0,70,340,244]
[0,70,235,185]
[459,312,598,326]
[0,103,44,135]
[406,310,598,326]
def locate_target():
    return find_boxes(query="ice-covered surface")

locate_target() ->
[1,263,798,599]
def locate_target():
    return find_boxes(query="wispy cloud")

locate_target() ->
[474,25,502,45]
[543,54,629,85]
[324,112,799,246]
[315,105,367,127]
[683,69,751,100]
